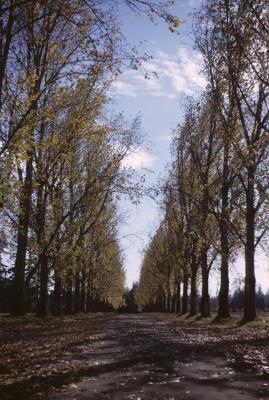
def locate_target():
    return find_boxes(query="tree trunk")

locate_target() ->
[164,293,168,312]
[217,235,230,318]
[176,282,181,314]
[167,293,171,313]
[65,273,73,314]
[244,167,256,321]
[171,294,176,313]
[218,137,230,319]
[200,248,210,317]
[35,182,49,317]
[161,293,165,312]
[37,253,49,317]
[86,268,93,312]
[0,4,14,109]
[182,273,188,314]
[94,294,100,312]
[74,271,80,313]
[86,284,90,312]
[154,297,157,312]
[153,296,156,312]
[189,257,198,316]
[80,270,86,313]
[53,274,62,316]
[11,156,33,316]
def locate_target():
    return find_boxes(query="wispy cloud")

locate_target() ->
[187,0,202,8]
[113,47,207,99]
[158,133,172,142]
[158,48,206,94]
[122,148,155,170]
[113,81,138,97]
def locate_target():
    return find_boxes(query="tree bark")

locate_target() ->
[86,285,90,312]
[182,273,189,314]
[167,293,171,313]
[164,293,168,313]
[35,180,50,317]
[176,282,181,314]
[65,272,73,314]
[53,274,62,316]
[0,2,14,110]
[200,248,210,317]
[74,271,80,313]
[160,293,165,312]
[80,270,86,312]
[189,255,198,316]
[218,136,230,319]
[37,253,49,317]
[11,155,33,316]
[243,166,256,321]
[217,228,230,318]
[86,268,93,312]
[171,294,176,313]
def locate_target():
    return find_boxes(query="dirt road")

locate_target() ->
[49,314,269,400]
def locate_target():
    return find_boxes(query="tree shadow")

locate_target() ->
[1,314,268,400]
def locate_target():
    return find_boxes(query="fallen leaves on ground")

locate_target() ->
[165,313,269,376]
[1,313,269,399]
[0,313,114,399]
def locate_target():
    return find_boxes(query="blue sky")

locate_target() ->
[113,0,269,293]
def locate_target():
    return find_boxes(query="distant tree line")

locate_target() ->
[136,0,269,322]
[140,285,269,314]
[118,283,139,313]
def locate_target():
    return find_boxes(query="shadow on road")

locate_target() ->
[1,314,268,400]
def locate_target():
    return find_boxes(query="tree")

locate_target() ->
[256,286,265,311]
[0,0,181,317]
[195,0,269,321]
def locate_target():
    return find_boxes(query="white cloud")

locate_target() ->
[157,48,206,94]
[158,133,171,142]
[141,61,159,72]
[113,46,207,99]
[177,47,207,90]
[113,80,138,97]
[122,148,155,170]
[187,0,201,7]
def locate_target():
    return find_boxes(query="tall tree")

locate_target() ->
[196,0,269,321]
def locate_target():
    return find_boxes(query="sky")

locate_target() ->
[113,0,269,293]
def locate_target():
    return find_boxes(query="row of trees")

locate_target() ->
[230,285,269,312]
[136,0,269,322]
[0,0,179,316]
[139,284,269,314]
